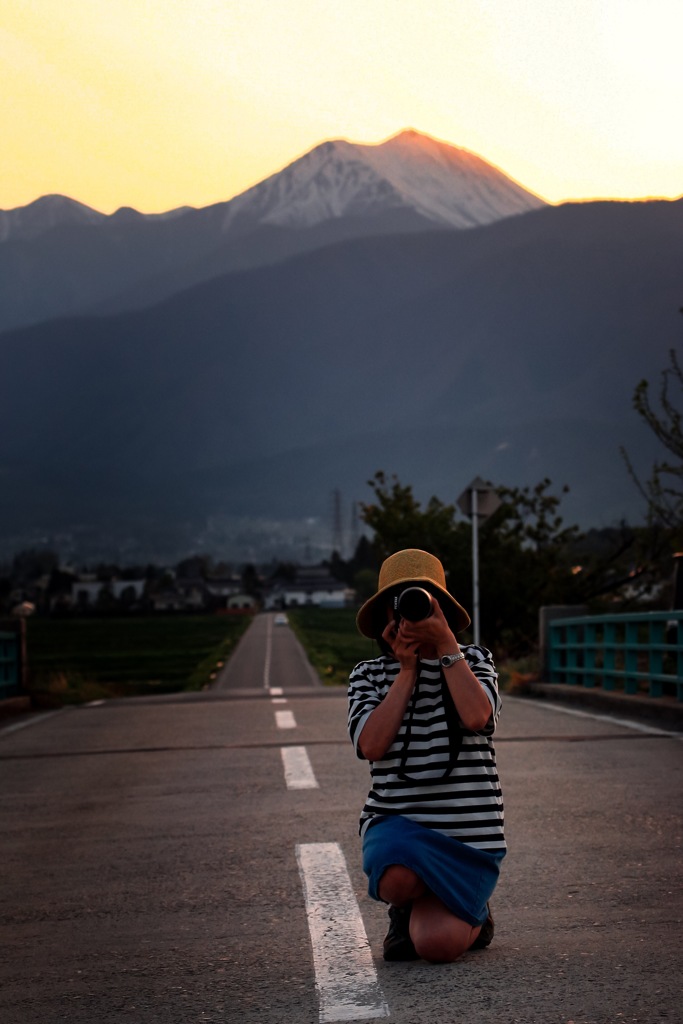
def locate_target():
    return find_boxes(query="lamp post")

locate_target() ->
[457,477,501,645]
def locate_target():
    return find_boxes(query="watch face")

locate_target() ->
[441,653,463,667]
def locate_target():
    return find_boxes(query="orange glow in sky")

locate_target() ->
[2,0,682,213]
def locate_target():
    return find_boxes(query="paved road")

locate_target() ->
[213,612,321,692]
[1,613,682,1024]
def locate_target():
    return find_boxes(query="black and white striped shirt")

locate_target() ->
[347,647,506,852]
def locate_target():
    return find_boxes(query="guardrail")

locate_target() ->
[548,611,683,702]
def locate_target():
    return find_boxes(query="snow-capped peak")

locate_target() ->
[221,129,546,232]
[0,130,546,244]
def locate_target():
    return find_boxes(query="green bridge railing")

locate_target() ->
[548,611,683,702]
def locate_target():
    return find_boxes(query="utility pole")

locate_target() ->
[457,477,501,645]
[331,488,343,557]
[350,500,359,558]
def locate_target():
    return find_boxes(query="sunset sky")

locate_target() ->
[2,0,682,214]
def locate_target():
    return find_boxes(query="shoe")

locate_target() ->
[470,904,494,949]
[383,904,419,961]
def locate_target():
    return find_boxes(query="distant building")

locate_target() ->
[149,588,186,612]
[204,577,244,601]
[264,565,353,610]
[226,593,259,611]
[71,579,146,607]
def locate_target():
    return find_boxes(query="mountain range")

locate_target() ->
[0,130,678,563]
[0,130,545,334]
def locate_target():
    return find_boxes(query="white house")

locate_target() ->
[70,579,146,606]
[264,566,353,610]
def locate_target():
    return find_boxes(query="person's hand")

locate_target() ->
[381,618,420,668]
[397,597,457,653]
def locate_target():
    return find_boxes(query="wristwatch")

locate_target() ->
[440,652,466,668]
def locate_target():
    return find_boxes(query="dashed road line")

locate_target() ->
[296,842,389,1023]
[281,746,319,789]
[275,709,297,729]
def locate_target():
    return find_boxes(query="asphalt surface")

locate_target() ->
[1,612,682,1024]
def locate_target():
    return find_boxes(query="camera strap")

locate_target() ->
[396,665,464,782]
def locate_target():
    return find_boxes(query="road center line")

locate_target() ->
[269,687,284,696]
[275,709,297,729]
[296,842,389,1023]
[281,746,319,789]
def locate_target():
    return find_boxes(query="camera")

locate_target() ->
[394,586,433,623]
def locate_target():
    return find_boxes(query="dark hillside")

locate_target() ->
[0,198,678,551]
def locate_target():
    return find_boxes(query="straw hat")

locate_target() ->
[356,548,470,639]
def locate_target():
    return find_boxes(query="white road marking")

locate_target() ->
[272,697,287,704]
[0,710,63,736]
[269,687,284,696]
[275,709,297,729]
[281,746,319,789]
[513,696,683,738]
[296,842,389,1023]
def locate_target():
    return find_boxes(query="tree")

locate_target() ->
[176,555,213,579]
[359,472,584,658]
[477,479,584,655]
[353,568,380,603]
[621,346,683,541]
[241,563,260,597]
[360,471,470,576]
[11,548,58,585]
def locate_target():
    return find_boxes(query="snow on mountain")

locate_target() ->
[220,129,546,232]
[0,194,106,242]
[356,129,546,226]
[0,130,544,245]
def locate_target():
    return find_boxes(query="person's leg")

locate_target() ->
[377,866,481,963]
[377,865,425,961]
[409,891,482,963]
[377,864,426,906]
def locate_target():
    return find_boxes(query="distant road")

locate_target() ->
[1,622,682,1023]
[214,612,322,692]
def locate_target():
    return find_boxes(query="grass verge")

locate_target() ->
[25,614,252,705]
[287,607,533,690]
[286,607,381,686]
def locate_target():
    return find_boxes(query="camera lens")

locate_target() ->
[396,587,433,622]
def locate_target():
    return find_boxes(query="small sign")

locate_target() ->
[457,477,502,520]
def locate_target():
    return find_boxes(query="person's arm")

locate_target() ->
[398,601,492,732]
[356,621,419,761]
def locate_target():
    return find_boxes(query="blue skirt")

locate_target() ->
[362,816,505,927]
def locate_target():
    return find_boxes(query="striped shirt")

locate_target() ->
[347,647,506,852]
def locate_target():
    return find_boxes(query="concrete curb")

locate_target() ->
[0,695,31,721]
[520,681,683,732]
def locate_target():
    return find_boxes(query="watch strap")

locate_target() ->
[440,652,465,667]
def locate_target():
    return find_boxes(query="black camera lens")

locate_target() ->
[396,586,433,622]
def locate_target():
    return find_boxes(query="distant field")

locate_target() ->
[286,607,524,690]
[287,607,379,686]
[25,615,252,704]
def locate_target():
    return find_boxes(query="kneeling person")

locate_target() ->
[347,549,506,963]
